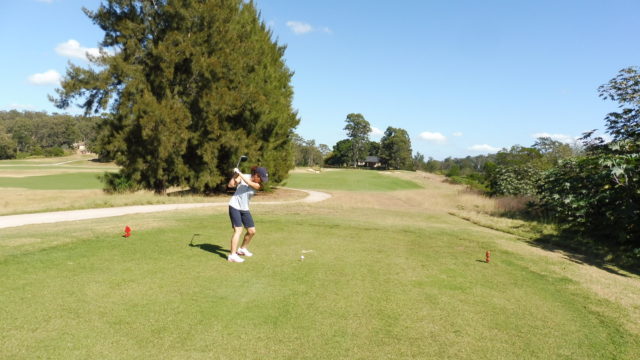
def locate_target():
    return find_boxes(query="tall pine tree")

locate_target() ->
[52,0,298,193]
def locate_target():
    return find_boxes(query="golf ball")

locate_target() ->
[301,255,305,259]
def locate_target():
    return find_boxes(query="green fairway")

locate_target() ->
[0,172,103,190]
[286,169,422,191]
[1,172,639,359]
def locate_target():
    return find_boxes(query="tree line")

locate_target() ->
[0,110,100,159]
[294,113,414,170]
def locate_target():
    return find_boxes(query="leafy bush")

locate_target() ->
[44,147,65,157]
[446,175,489,192]
[101,172,140,194]
[537,149,639,251]
[487,165,543,196]
[445,165,461,177]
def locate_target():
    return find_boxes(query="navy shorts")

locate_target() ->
[228,206,255,228]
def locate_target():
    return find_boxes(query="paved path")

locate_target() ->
[0,188,331,229]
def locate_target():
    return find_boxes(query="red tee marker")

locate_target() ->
[485,250,491,263]
[123,225,131,238]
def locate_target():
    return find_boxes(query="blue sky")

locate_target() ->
[1,0,639,159]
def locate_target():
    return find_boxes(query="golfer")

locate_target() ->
[227,165,268,263]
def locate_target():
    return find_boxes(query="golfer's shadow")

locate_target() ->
[189,234,228,260]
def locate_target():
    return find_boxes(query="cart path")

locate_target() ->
[0,188,331,229]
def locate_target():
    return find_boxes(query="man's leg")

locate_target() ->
[240,227,256,249]
[239,210,256,254]
[230,226,243,255]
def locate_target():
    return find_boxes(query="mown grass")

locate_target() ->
[286,169,422,191]
[0,172,104,190]
[1,205,638,359]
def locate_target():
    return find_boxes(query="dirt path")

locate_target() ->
[0,188,331,229]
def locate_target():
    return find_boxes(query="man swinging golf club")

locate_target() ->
[227,157,268,263]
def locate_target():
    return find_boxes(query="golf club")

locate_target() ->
[236,155,248,169]
[189,233,201,246]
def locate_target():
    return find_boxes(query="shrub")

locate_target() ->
[488,165,543,197]
[44,147,65,157]
[537,152,639,251]
[101,172,140,194]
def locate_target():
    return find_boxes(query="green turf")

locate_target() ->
[0,172,104,190]
[1,206,638,359]
[285,169,422,191]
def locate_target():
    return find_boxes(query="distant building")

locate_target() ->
[364,156,381,168]
[73,142,88,154]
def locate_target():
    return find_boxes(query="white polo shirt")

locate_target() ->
[228,174,255,211]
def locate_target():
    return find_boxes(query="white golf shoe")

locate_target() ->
[237,248,253,257]
[227,253,245,263]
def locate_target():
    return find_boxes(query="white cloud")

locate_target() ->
[532,132,578,144]
[28,70,61,85]
[419,131,447,144]
[370,127,384,137]
[452,132,463,137]
[55,39,100,61]
[469,144,501,153]
[286,21,313,34]
[286,21,332,35]
[36,0,54,3]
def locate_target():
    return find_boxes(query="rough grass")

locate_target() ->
[1,169,639,359]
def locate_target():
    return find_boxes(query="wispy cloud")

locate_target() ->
[286,21,332,35]
[36,0,54,3]
[320,27,333,34]
[452,132,463,137]
[419,131,447,144]
[28,69,61,85]
[55,39,100,61]
[287,21,313,34]
[469,144,500,153]
[531,132,578,144]
[370,127,384,137]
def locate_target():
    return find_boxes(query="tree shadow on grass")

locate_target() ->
[188,234,228,260]
[527,233,639,278]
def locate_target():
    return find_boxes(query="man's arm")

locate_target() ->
[228,172,240,188]
[234,170,262,190]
